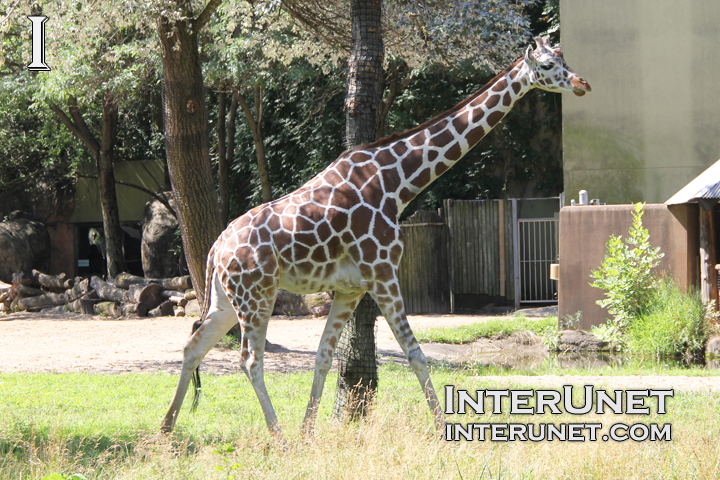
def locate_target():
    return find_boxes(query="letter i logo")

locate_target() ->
[27,15,51,71]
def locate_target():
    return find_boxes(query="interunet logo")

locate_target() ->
[444,385,673,442]
[27,15,51,72]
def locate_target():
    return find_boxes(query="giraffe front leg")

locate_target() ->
[369,287,446,433]
[301,291,364,438]
[239,306,287,444]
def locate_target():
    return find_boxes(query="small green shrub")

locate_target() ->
[625,279,708,357]
[590,203,664,348]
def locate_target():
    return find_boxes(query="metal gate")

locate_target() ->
[517,218,559,304]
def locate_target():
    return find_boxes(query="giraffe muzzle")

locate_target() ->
[571,77,592,96]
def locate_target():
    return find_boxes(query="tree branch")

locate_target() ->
[76,174,177,218]
[194,0,223,32]
[232,87,258,136]
[68,98,99,152]
[47,102,100,158]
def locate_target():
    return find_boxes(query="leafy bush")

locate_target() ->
[625,279,708,357]
[590,203,664,348]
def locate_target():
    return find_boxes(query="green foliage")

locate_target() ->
[416,315,557,344]
[625,279,709,357]
[212,443,242,480]
[41,474,88,480]
[589,203,664,347]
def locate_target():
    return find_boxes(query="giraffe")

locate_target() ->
[160,36,591,440]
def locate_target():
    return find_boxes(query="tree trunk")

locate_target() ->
[157,4,224,307]
[234,86,272,203]
[333,293,381,420]
[334,0,384,420]
[343,0,384,148]
[218,90,238,226]
[98,94,127,278]
[48,96,126,278]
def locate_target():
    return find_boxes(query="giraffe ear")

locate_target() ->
[524,45,536,65]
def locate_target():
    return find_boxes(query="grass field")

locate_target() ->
[1,365,719,479]
[416,316,558,344]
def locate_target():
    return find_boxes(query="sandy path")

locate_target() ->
[0,312,717,392]
[0,311,487,374]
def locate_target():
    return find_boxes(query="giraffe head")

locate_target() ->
[524,36,591,97]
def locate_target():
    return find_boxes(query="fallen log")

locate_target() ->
[13,284,44,298]
[156,275,191,291]
[114,273,147,289]
[11,271,34,287]
[0,279,11,297]
[66,278,91,302]
[161,289,184,299]
[114,273,191,291]
[32,270,74,291]
[0,300,11,312]
[173,305,185,317]
[167,295,187,307]
[184,289,196,301]
[71,296,102,314]
[90,276,128,303]
[94,301,121,317]
[121,302,148,317]
[126,283,164,310]
[40,305,68,314]
[17,291,67,311]
[148,300,174,317]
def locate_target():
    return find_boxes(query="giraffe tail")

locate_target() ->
[190,243,217,413]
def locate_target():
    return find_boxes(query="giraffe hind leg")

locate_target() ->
[161,273,239,433]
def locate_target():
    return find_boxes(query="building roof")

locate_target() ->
[666,159,720,206]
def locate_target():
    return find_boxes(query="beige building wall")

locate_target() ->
[561,0,720,205]
[70,160,166,223]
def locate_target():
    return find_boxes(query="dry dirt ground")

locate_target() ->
[0,311,718,392]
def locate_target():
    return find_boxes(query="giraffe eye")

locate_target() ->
[540,64,553,71]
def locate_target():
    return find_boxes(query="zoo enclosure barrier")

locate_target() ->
[397,197,561,314]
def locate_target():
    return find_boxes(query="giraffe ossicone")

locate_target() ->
[161,36,590,440]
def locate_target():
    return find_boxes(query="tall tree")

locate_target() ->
[333,0,384,420]
[281,0,534,134]
[49,96,126,277]
[157,0,224,304]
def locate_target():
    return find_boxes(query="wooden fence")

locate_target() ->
[397,200,515,314]
[397,210,451,314]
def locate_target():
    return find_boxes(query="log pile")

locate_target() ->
[0,270,194,319]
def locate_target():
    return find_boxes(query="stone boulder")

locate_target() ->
[706,335,720,357]
[0,219,50,283]
[557,330,608,352]
[141,195,184,278]
[272,289,334,317]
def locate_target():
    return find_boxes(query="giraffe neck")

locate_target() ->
[373,58,533,214]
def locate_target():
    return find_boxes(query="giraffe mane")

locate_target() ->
[343,57,524,156]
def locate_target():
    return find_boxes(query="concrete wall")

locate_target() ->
[561,0,720,205]
[558,204,698,330]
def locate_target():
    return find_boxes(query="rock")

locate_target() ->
[303,291,333,308]
[558,330,608,352]
[141,194,184,278]
[185,298,201,316]
[0,219,50,283]
[273,289,311,316]
[311,304,332,317]
[272,289,333,317]
[706,335,720,357]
